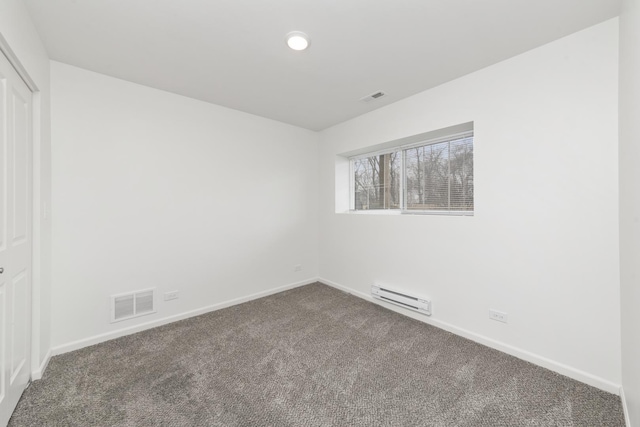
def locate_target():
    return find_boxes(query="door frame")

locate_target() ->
[0,32,45,382]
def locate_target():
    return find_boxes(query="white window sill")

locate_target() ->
[339,210,474,217]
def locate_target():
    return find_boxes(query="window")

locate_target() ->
[350,131,473,215]
[352,152,401,210]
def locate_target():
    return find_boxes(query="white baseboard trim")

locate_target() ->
[621,386,631,427]
[319,277,622,395]
[52,277,319,357]
[31,348,52,381]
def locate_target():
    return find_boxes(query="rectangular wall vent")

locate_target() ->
[371,285,431,315]
[360,90,387,103]
[111,288,156,323]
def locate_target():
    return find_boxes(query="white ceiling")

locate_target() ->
[25,0,620,131]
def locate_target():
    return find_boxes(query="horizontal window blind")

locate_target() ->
[350,128,474,215]
[404,136,473,212]
[348,131,473,161]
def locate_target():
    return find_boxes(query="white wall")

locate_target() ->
[51,62,319,349]
[0,1,52,377]
[319,19,620,391]
[619,0,640,423]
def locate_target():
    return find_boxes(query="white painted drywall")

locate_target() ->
[50,62,319,347]
[319,19,621,388]
[0,1,52,376]
[619,0,640,423]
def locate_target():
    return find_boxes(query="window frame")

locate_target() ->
[349,130,474,216]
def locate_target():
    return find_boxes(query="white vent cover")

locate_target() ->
[371,285,431,316]
[111,288,156,323]
[360,90,386,103]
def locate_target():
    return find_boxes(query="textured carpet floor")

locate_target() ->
[10,283,624,426]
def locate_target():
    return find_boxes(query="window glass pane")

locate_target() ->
[404,136,473,212]
[353,152,400,210]
[449,136,474,211]
[405,142,450,210]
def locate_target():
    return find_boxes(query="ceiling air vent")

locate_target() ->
[111,288,156,323]
[360,90,386,103]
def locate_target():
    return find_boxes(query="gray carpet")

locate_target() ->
[9,283,625,426]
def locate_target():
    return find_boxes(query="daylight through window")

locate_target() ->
[351,132,473,214]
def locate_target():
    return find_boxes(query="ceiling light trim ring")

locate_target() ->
[286,31,310,51]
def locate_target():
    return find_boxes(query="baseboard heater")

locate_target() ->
[371,285,431,316]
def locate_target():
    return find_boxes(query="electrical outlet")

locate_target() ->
[489,309,508,323]
[294,264,302,272]
[164,291,179,301]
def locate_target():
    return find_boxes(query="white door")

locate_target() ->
[0,50,32,426]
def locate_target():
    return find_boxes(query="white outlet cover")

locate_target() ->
[164,291,179,301]
[489,309,508,323]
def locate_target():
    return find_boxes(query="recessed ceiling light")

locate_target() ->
[286,31,310,51]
